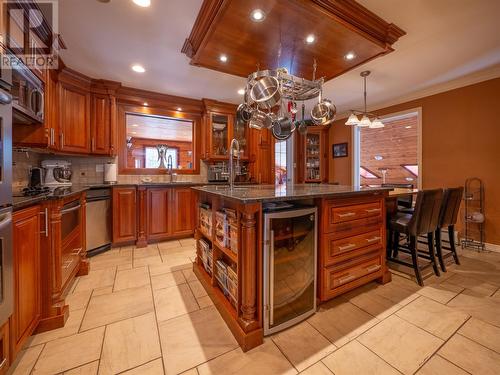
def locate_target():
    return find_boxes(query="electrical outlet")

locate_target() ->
[96,164,104,172]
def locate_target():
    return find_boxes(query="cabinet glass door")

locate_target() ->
[305,133,321,181]
[211,114,229,157]
[264,208,317,334]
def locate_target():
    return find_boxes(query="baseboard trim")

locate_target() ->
[485,242,500,253]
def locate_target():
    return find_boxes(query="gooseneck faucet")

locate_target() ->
[228,138,240,191]
[167,154,174,183]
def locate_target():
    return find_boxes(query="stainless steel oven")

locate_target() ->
[60,198,83,285]
[12,62,44,124]
[0,88,13,207]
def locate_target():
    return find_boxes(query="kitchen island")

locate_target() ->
[192,184,392,351]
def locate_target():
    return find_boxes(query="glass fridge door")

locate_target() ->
[264,207,317,335]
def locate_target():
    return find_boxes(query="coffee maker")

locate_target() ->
[41,160,72,186]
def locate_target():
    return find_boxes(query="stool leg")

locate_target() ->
[410,235,423,286]
[393,231,400,258]
[427,232,440,277]
[449,225,460,265]
[435,229,446,272]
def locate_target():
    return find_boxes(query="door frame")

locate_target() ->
[352,107,422,188]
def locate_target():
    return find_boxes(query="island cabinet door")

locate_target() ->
[170,187,196,236]
[112,187,137,244]
[147,188,171,241]
[11,206,41,357]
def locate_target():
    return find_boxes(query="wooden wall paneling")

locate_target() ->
[11,206,41,358]
[112,187,137,245]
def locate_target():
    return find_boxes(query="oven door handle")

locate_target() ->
[0,211,12,230]
[61,204,82,215]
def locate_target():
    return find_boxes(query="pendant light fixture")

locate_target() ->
[345,71,384,128]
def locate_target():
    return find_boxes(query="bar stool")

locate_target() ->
[435,187,463,272]
[382,183,414,211]
[387,189,443,286]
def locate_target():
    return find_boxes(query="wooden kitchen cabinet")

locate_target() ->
[11,206,41,357]
[296,127,329,183]
[112,187,137,245]
[90,93,113,155]
[248,128,274,184]
[170,187,196,236]
[58,79,91,153]
[0,321,9,375]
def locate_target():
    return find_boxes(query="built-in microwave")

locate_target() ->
[11,62,44,124]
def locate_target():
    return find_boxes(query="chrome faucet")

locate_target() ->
[166,154,174,183]
[228,138,240,190]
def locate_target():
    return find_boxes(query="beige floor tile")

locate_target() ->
[157,239,182,249]
[151,270,185,290]
[27,309,86,347]
[160,245,191,256]
[159,306,238,375]
[180,369,198,375]
[66,289,92,311]
[272,322,335,372]
[117,262,134,270]
[458,317,500,353]
[114,266,151,291]
[93,286,113,296]
[358,315,443,374]
[159,252,193,271]
[74,267,116,293]
[322,340,400,375]
[196,339,296,375]
[372,278,420,306]
[308,299,379,347]
[180,238,196,247]
[121,358,164,374]
[134,245,160,259]
[188,279,208,298]
[134,255,163,267]
[443,273,498,297]
[81,285,154,330]
[99,313,161,375]
[32,327,104,375]
[416,355,468,375]
[182,268,198,282]
[299,362,333,375]
[439,334,500,375]
[447,291,500,327]
[417,283,464,304]
[89,250,132,271]
[396,296,469,339]
[10,344,44,375]
[196,295,214,309]
[345,284,403,319]
[149,261,187,276]
[154,283,199,322]
[64,360,99,374]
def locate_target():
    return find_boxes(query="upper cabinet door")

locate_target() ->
[58,82,91,153]
[90,94,112,155]
[209,112,230,159]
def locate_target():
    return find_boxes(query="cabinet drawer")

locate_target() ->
[325,229,382,265]
[331,202,382,224]
[325,255,382,290]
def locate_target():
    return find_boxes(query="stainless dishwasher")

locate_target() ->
[86,188,112,257]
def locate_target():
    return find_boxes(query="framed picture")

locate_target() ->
[332,142,348,158]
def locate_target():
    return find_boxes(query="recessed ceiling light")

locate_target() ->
[219,54,228,63]
[237,89,245,95]
[344,52,356,60]
[132,0,151,7]
[143,102,148,106]
[305,34,315,44]
[177,107,182,111]
[131,131,137,134]
[132,124,138,127]
[374,155,383,161]
[131,64,145,73]
[405,125,412,129]
[250,9,265,22]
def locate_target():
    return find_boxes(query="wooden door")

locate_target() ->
[147,188,171,241]
[90,94,112,155]
[11,206,41,357]
[170,187,195,236]
[58,82,90,153]
[0,320,9,375]
[112,187,137,244]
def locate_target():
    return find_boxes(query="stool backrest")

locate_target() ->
[439,187,464,227]
[409,189,443,236]
[382,183,414,208]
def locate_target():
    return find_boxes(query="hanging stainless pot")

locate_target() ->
[249,109,272,130]
[236,103,253,122]
[311,90,336,126]
[271,107,296,140]
[250,76,281,110]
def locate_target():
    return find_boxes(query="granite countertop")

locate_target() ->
[191,184,393,203]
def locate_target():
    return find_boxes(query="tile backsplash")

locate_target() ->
[12,150,208,187]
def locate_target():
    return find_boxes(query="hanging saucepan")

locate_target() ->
[250,75,281,110]
[271,103,296,140]
[321,99,337,125]
[236,103,253,122]
[249,109,272,130]
[311,90,336,126]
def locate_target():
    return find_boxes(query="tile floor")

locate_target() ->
[10,238,500,375]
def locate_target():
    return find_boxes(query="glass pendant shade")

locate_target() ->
[369,119,384,128]
[358,114,371,127]
[345,112,359,126]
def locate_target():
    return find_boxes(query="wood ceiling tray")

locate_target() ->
[182,0,405,81]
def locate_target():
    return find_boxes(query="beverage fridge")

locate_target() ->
[263,206,317,335]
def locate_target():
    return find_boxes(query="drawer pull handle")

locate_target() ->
[366,236,381,243]
[365,208,381,213]
[366,264,381,273]
[338,212,356,218]
[72,248,83,256]
[63,260,73,269]
[338,274,356,285]
[0,358,6,369]
[338,243,356,251]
